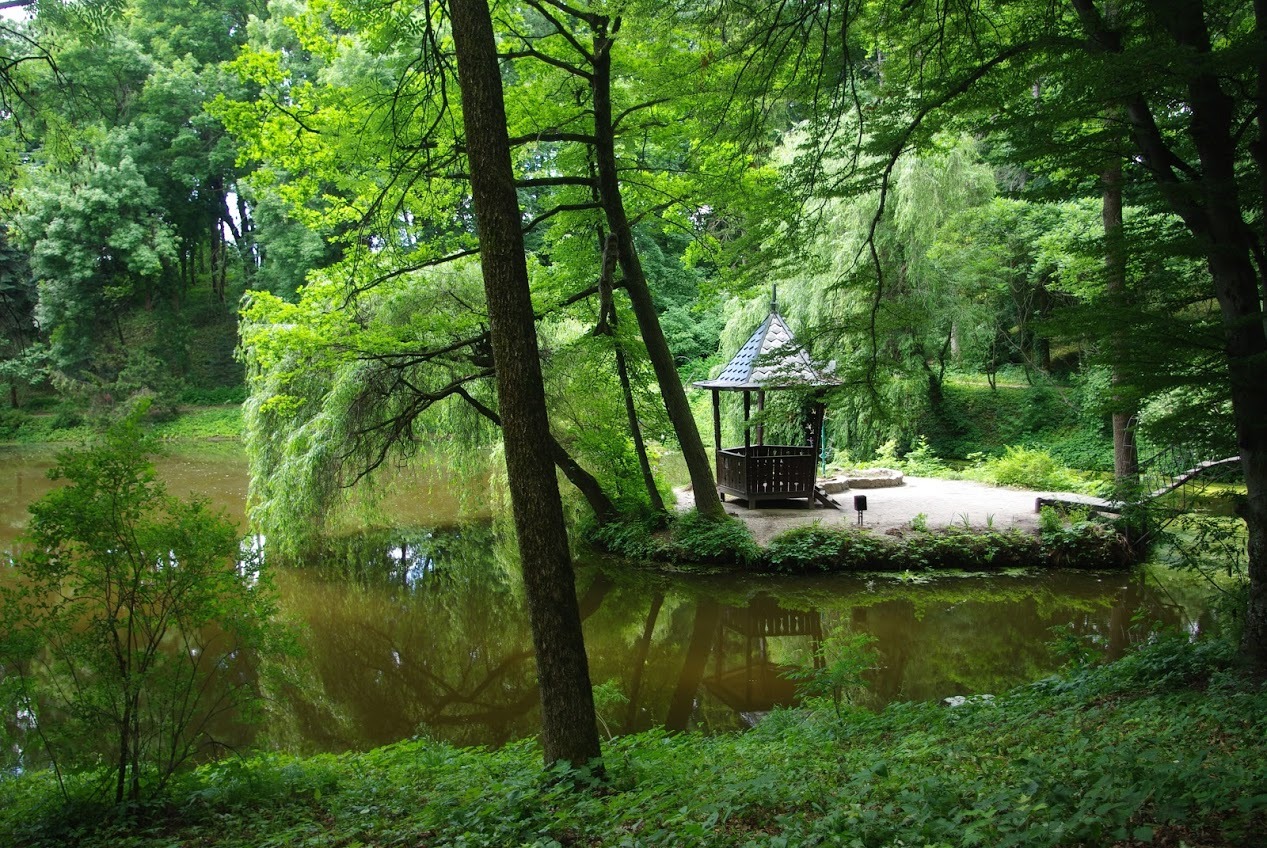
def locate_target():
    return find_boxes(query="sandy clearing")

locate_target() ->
[675,476,1110,546]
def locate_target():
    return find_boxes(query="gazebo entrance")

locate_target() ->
[694,296,837,509]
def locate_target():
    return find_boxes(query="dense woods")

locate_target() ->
[1,0,1265,831]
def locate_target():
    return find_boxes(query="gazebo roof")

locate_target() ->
[693,304,835,392]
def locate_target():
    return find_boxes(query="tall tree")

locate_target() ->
[726,0,1267,668]
[448,0,601,767]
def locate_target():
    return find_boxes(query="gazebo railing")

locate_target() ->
[717,445,816,500]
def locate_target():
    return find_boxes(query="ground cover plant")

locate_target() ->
[1,635,1262,847]
[589,512,1132,573]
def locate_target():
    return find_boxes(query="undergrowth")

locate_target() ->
[589,513,1132,572]
[764,521,1131,573]
[584,510,761,566]
[3,635,1262,847]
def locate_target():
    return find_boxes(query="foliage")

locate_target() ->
[584,510,761,566]
[581,513,662,562]
[974,445,1086,493]
[0,409,289,804]
[786,631,878,719]
[1,635,1262,848]
[663,511,761,567]
[1156,515,1251,646]
[150,407,243,441]
[763,522,1131,574]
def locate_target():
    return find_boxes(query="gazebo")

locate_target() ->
[694,295,837,508]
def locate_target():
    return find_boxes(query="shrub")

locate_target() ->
[665,511,760,565]
[896,435,948,476]
[179,385,247,406]
[0,408,292,805]
[763,523,1130,573]
[581,513,661,560]
[764,524,894,572]
[980,445,1083,491]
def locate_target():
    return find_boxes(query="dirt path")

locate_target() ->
[675,476,1109,546]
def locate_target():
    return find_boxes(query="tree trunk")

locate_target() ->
[1159,6,1267,671]
[1102,157,1139,482]
[449,0,602,767]
[614,319,667,514]
[590,26,725,520]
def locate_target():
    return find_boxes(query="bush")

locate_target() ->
[0,408,291,805]
[581,513,661,560]
[665,511,760,565]
[763,522,1131,573]
[179,385,247,406]
[979,445,1083,491]
[764,524,894,572]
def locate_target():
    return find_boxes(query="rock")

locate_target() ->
[942,694,995,708]
[844,468,904,489]
[818,477,850,494]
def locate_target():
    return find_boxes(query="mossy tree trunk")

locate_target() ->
[449,0,602,767]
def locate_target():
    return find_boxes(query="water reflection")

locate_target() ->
[0,445,1216,757]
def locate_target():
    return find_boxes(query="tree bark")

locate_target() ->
[590,24,725,520]
[1102,157,1139,483]
[449,0,602,766]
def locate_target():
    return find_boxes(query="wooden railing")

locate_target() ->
[717,445,816,500]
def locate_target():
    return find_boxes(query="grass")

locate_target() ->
[0,405,242,445]
[150,406,243,441]
[2,635,1263,847]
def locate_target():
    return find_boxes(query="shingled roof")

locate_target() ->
[693,306,834,391]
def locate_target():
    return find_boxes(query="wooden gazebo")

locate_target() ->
[694,297,837,508]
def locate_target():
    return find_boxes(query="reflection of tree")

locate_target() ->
[277,526,541,749]
[624,593,663,733]
[666,599,722,731]
[263,532,1210,752]
[274,529,622,751]
[597,569,1202,737]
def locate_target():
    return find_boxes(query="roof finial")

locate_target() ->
[771,284,778,314]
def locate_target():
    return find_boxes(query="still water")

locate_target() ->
[0,443,1210,754]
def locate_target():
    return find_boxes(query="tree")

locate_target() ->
[15,136,179,390]
[218,0,747,525]
[725,0,1267,668]
[0,408,289,803]
[0,224,41,408]
[449,0,601,767]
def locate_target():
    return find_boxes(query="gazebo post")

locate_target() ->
[756,389,765,447]
[711,389,721,454]
[807,400,826,508]
[743,390,753,504]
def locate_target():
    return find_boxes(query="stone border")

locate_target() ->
[819,468,905,492]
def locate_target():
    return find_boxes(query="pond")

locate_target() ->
[0,443,1213,756]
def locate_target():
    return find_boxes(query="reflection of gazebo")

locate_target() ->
[706,595,824,716]
[694,294,837,508]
